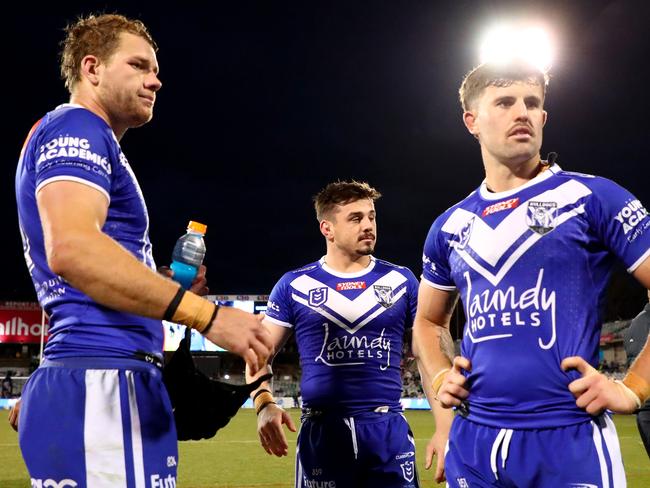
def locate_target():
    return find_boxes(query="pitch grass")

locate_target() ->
[1,409,648,487]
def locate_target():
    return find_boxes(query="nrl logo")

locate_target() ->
[526,201,557,235]
[373,285,393,308]
[400,460,415,482]
[308,287,328,307]
[451,216,474,250]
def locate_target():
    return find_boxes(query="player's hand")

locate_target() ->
[425,429,448,483]
[8,399,20,432]
[437,356,471,409]
[257,403,297,456]
[204,307,273,374]
[158,264,209,296]
[188,264,209,296]
[561,356,638,415]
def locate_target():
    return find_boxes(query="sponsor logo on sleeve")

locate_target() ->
[614,199,648,235]
[336,281,366,291]
[37,136,111,175]
[482,197,520,216]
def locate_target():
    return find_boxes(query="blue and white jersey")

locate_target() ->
[15,104,163,359]
[266,257,419,415]
[422,164,650,428]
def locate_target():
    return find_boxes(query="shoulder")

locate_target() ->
[46,105,112,133]
[551,167,624,195]
[275,260,321,285]
[373,258,417,279]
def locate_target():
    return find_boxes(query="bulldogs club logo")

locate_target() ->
[373,285,393,308]
[308,287,328,307]
[526,201,557,235]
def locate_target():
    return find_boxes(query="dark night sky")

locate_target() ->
[3,1,650,318]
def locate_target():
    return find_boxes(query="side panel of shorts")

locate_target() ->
[445,415,626,488]
[19,363,178,488]
[295,412,419,488]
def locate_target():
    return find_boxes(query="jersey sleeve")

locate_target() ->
[34,109,115,202]
[265,274,295,328]
[403,268,420,328]
[586,177,650,272]
[421,213,456,290]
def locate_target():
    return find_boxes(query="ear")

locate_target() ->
[463,110,479,139]
[319,220,333,239]
[542,109,548,127]
[80,55,102,86]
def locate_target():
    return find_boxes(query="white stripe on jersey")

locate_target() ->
[289,270,408,332]
[126,371,145,488]
[84,370,127,487]
[445,179,590,286]
[36,175,111,204]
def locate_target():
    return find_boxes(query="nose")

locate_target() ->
[513,99,529,121]
[145,71,162,92]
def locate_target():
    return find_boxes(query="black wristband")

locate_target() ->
[163,287,186,321]
[253,388,271,401]
[201,304,220,335]
[256,401,276,415]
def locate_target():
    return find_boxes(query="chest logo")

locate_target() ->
[526,201,557,235]
[308,287,328,307]
[373,285,394,308]
[452,216,474,250]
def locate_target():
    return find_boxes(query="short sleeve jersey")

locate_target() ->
[15,105,163,359]
[422,164,650,428]
[265,257,419,415]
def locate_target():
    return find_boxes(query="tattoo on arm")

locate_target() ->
[439,291,459,361]
[438,328,455,362]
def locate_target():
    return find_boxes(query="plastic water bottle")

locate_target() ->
[170,221,207,289]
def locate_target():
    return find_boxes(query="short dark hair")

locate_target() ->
[60,13,158,92]
[459,60,549,111]
[313,181,381,221]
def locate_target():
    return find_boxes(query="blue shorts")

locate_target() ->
[296,409,419,488]
[445,415,625,488]
[19,357,178,488]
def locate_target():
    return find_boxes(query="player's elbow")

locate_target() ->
[45,233,87,279]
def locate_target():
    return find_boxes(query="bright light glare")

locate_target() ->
[479,24,554,72]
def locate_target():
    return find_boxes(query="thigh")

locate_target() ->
[501,416,625,488]
[19,365,178,488]
[295,417,360,488]
[360,413,420,488]
[444,417,502,488]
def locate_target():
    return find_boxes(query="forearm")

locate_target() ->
[48,228,179,319]
[246,363,274,396]
[412,316,454,381]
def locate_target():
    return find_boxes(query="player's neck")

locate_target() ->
[69,91,128,141]
[323,251,372,274]
[483,154,548,193]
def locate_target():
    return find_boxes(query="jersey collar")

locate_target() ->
[319,256,376,278]
[478,164,561,201]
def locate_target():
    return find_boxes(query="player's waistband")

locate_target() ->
[41,356,162,374]
[301,405,403,421]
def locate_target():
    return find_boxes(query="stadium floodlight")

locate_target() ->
[479,24,554,72]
